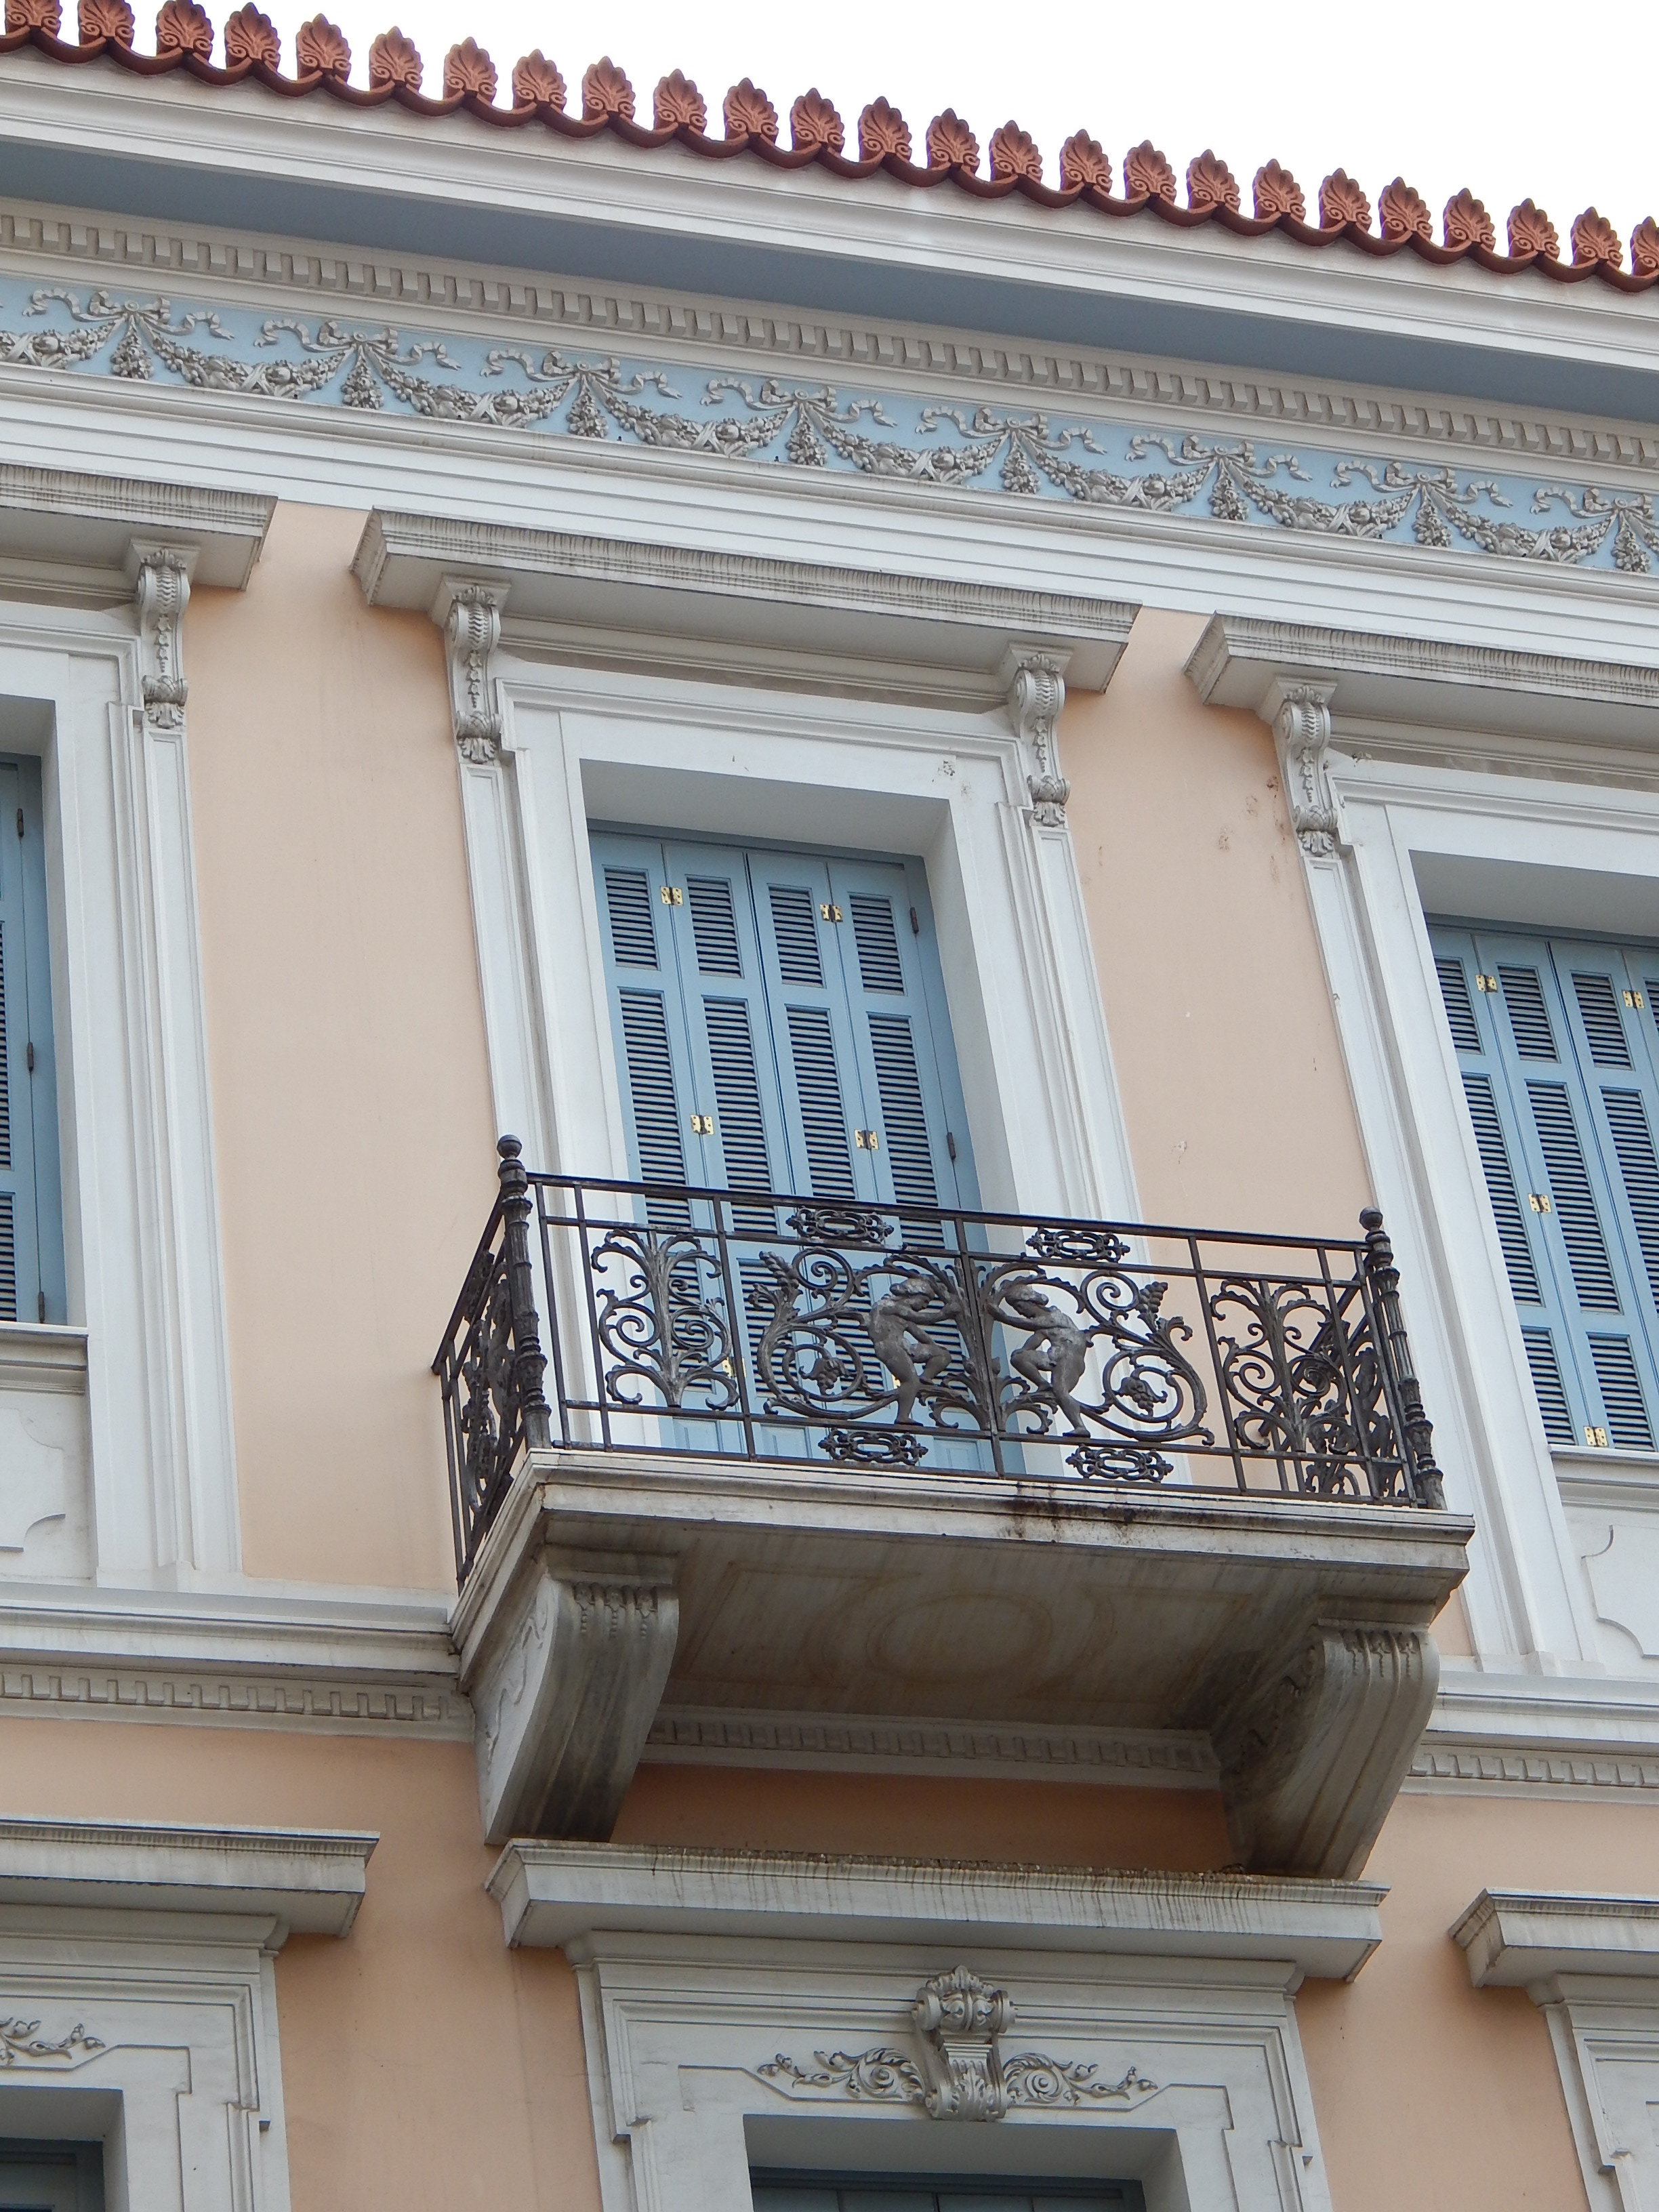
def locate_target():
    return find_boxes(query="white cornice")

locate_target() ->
[642,1708,1220,1787]
[0,1815,375,1935]
[7,201,1659,480]
[0,461,270,596]
[354,510,1136,690]
[488,1841,1385,1980]
[2,54,1658,425]
[1188,612,1659,752]
[1455,1889,1659,1986]
[0,1583,468,1738]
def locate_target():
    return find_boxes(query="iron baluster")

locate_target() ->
[573,1179,615,1452]
[497,1136,552,1452]
[1189,1234,1247,1494]
[1361,1206,1447,1509]
[537,1176,572,1450]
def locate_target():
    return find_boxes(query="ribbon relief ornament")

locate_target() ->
[757,1966,1156,2123]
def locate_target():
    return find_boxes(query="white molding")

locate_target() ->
[9,199,1659,481]
[1454,1889,1659,2212]
[526,1876,1349,2212]
[356,510,1136,693]
[0,1323,86,1395]
[642,1707,1219,1788]
[426,617,1139,1228]
[0,461,269,596]
[489,1841,1383,1980]
[0,1817,374,1936]
[0,1583,467,1737]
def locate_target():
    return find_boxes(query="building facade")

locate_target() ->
[0,9,1655,2209]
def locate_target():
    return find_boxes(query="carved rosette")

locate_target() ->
[1006,651,1069,827]
[442,578,508,762]
[131,542,192,733]
[1271,682,1344,860]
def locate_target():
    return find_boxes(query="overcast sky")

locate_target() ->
[245,0,1656,254]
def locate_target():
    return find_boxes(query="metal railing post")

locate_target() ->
[1361,1206,1446,1509]
[497,1134,552,1452]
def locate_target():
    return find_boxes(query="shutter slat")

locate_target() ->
[768,886,824,985]
[1521,1328,1575,1445]
[1500,964,1559,1060]
[1462,1073,1542,1303]
[1601,1088,1659,1315]
[1589,1334,1656,1450]
[687,876,743,977]
[1572,971,1633,1067]
[1436,955,1481,1053]
[866,1013,939,1208]
[1528,1081,1621,1310]
[602,866,659,969]
[703,998,773,1194]
[849,895,905,994]
[617,989,688,1187]
[783,1004,856,1197]
[0,1189,15,1323]
[0,918,12,1174]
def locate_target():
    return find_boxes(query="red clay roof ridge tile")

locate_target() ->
[1,11,1656,300]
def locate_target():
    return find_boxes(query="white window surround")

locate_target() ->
[0,1816,373,2212]
[1455,1888,1659,2212]
[0,468,270,1586]
[489,1842,1379,2212]
[1189,616,1659,1685]
[352,512,1142,1231]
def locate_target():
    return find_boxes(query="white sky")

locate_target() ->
[247,0,1658,252]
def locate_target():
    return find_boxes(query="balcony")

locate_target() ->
[437,1141,1472,1874]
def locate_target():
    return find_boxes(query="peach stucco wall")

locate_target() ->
[186,505,497,1591]
[1062,609,1371,1235]
[0,1713,1646,2212]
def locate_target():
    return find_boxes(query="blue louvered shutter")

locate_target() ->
[1431,930,1579,1443]
[592,834,702,1204]
[0,759,62,1326]
[1431,922,1659,1451]
[747,852,873,1203]
[824,855,977,1215]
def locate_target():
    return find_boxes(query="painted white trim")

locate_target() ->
[453,641,1137,1227]
[538,1913,1343,2211]
[488,1841,1384,1980]
[0,1817,375,1935]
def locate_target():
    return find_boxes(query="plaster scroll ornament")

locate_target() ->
[131,544,192,734]
[0,2018,104,2068]
[1272,683,1344,860]
[442,579,508,762]
[1006,653,1069,826]
[756,1966,1157,2123]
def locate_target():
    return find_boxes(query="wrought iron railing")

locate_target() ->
[434,1137,1448,1582]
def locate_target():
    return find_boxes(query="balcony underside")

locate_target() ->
[453,1446,1471,1879]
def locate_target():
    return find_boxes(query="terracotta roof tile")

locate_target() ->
[2,18,1656,299]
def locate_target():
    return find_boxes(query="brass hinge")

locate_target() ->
[660,884,684,906]
[819,902,842,923]
[689,1112,713,1136]
[1529,1192,1553,1212]
[1475,973,1498,992]
[854,1128,880,1151]
[1626,989,1645,1010]
[1584,1425,1610,1448]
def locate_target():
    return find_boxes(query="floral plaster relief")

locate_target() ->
[6,284,1659,571]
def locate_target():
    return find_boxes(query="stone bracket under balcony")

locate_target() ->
[451,1448,1471,1875]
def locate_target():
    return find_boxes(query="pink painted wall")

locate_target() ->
[185,505,497,1591]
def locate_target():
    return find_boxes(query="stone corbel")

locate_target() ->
[1003,647,1070,827]
[128,541,196,733]
[1212,1620,1439,1876]
[467,1544,680,1844]
[435,575,509,762]
[1267,679,1345,859]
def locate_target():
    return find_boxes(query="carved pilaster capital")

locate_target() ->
[1004,648,1070,827]
[1267,680,1344,859]
[129,540,194,733]
[438,576,509,763]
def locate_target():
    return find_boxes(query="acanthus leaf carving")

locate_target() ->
[1271,682,1343,860]
[1005,649,1069,827]
[0,2017,105,2068]
[757,1967,1157,2123]
[441,577,508,762]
